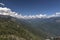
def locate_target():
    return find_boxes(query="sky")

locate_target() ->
[0,0,60,19]
[0,0,60,15]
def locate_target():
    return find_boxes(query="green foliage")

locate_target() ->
[0,16,41,40]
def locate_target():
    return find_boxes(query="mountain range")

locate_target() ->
[0,15,60,40]
[18,16,60,38]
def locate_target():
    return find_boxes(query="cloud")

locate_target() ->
[0,7,60,19]
[0,3,5,6]
[0,7,27,19]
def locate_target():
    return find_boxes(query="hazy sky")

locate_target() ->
[0,0,60,15]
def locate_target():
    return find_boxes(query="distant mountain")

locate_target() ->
[0,15,41,40]
[18,17,60,38]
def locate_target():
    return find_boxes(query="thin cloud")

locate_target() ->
[0,3,5,6]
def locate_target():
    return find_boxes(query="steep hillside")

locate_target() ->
[1,15,60,40]
[0,15,41,40]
